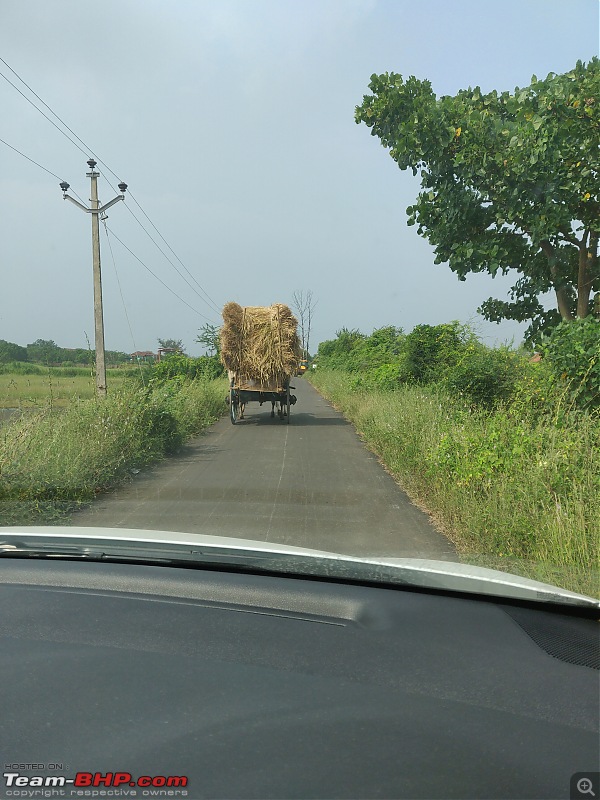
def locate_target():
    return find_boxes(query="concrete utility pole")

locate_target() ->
[60,161,127,397]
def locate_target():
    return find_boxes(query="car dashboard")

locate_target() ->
[0,558,598,800]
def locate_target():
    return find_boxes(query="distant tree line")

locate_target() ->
[0,338,130,366]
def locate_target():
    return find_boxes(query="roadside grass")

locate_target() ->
[0,378,227,526]
[0,366,136,408]
[309,370,599,598]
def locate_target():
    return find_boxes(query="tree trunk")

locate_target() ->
[576,232,598,318]
[577,247,592,318]
[541,240,574,321]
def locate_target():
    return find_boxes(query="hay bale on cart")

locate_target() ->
[220,302,302,422]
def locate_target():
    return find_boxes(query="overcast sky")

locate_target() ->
[1,0,598,355]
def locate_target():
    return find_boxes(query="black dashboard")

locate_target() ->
[1,559,598,800]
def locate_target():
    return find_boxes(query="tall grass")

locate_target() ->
[0,379,226,526]
[310,370,599,597]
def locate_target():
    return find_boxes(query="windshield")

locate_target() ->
[0,0,598,605]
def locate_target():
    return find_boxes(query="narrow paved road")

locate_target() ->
[72,379,455,559]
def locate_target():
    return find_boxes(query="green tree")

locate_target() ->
[105,350,131,365]
[72,348,95,365]
[0,339,27,363]
[157,338,184,354]
[355,58,599,343]
[26,339,61,364]
[196,324,221,356]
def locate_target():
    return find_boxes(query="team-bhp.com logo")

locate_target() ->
[3,771,188,797]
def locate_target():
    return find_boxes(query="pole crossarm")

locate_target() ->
[98,195,124,214]
[63,193,124,214]
[63,194,90,213]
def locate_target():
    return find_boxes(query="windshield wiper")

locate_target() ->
[0,539,276,567]
[0,529,598,611]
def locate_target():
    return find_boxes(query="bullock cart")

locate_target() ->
[228,373,296,424]
[220,302,301,425]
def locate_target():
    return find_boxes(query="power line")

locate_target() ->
[0,135,65,181]
[0,113,211,352]
[106,226,218,323]
[0,135,87,206]
[97,168,221,315]
[0,55,222,314]
[0,134,209,327]
[101,177,221,314]
[0,55,122,182]
[127,190,221,313]
[102,223,146,382]
[0,69,90,160]
[90,161,221,314]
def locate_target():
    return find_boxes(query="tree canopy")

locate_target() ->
[196,324,221,356]
[157,338,184,352]
[0,339,27,363]
[355,58,599,342]
[22,340,129,365]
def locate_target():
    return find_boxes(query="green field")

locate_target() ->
[0,368,135,408]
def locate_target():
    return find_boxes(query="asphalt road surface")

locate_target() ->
[72,378,455,559]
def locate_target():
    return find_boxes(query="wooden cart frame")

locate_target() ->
[229,375,294,425]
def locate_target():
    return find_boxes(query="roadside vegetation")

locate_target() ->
[0,354,226,526]
[309,319,599,597]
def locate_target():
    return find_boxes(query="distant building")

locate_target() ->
[130,351,157,363]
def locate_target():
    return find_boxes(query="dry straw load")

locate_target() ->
[220,302,301,388]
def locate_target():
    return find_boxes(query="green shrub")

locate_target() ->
[403,322,471,383]
[543,318,600,409]
[351,327,405,372]
[317,328,366,371]
[0,362,45,375]
[147,354,224,384]
[350,363,402,391]
[316,318,600,421]
[442,345,523,406]
[508,358,568,420]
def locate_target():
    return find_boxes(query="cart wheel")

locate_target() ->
[286,385,291,424]
[230,389,239,424]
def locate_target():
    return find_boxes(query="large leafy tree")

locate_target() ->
[26,339,62,364]
[355,58,599,342]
